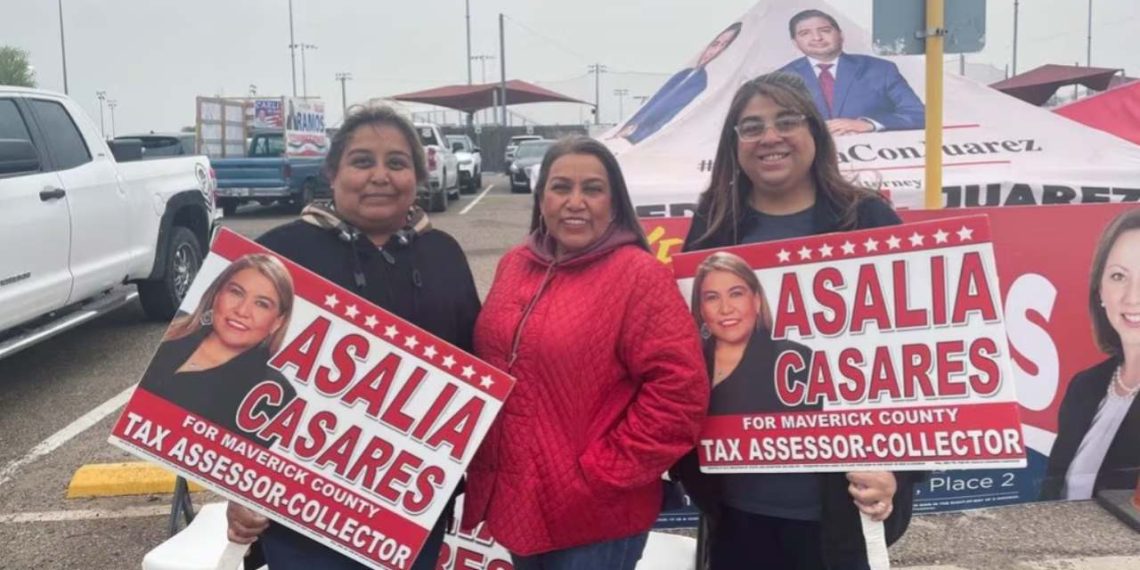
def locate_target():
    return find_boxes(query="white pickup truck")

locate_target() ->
[414,123,459,212]
[0,87,216,360]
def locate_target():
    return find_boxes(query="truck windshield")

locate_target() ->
[447,136,470,151]
[417,127,440,147]
[516,141,553,159]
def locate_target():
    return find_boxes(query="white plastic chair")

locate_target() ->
[142,502,250,570]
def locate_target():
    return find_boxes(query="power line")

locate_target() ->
[502,15,595,64]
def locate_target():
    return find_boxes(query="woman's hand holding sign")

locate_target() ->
[226,502,269,544]
[847,471,897,522]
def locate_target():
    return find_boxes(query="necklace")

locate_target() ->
[1111,366,1140,398]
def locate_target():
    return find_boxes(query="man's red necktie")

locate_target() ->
[818,63,835,115]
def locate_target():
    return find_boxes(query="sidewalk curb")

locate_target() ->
[66,462,201,498]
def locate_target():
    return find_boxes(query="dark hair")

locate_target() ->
[692,72,881,247]
[323,105,428,184]
[529,135,650,252]
[788,9,841,39]
[1089,209,1140,356]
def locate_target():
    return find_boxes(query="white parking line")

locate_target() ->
[0,385,134,489]
[460,183,496,215]
[0,504,170,524]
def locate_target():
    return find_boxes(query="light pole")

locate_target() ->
[95,91,107,137]
[107,99,117,138]
[465,0,472,85]
[57,0,69,94]
[471,55,495,124]
[289,43,317,97]
[249,84,257,97]
[288,0,297,96]
[613,88,629,122]
[588,63,607,125]
[1087,0,1093,66]
[1012,0,1020,76]
[335,72,352,112]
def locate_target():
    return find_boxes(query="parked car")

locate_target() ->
[504,134,542,164]
[211,131,327,216]
[509,139,555,193]
[446,134,482,194]
[414,123,459,212]
[113,132,197,160]
[0,87,216,360]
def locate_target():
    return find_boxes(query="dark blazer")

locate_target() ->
[709,330,817,415]
[622,67,708,144]
[1040,356,1140,500]
[676,193,920,567]
[779,53,925,132]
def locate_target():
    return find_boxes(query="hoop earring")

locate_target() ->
[200,309,214,327]
[699,323,711,340]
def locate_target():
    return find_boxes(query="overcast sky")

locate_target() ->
[2,0,1136,135]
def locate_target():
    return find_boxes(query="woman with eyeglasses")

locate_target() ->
[673,72,920,570]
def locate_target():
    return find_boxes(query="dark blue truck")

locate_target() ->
[211,132,328,216]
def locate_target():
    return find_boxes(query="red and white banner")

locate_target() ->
[110,229,514,569]
[673,217,1026,473]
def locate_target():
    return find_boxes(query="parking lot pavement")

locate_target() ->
[1,171,1139,568]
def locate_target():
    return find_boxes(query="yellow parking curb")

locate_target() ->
[66,462,203,498]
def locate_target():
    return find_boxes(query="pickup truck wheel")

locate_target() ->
[219,199,238,217]
[428,189,447,212]
[139,226,202,321]
[289,179,317,214]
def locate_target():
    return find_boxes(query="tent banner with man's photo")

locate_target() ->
[607,0,1140,215]
[643,202,1138,514]
[109,228,515,570]
[673,216,1027,474]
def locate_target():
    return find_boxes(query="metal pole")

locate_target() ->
[1087,0,1093,66]
[613,88,628,122]
[58,0,69,94]
[96,91,106,137]
[336,72,351,112]
[289,0,297,97]
[107,100,117,138]
[301,46,308,98]
[924,0,945,209]
[1012,0,1019,76]
[499,13,507,128]
[466,0,472,85]
[588,64,606,125]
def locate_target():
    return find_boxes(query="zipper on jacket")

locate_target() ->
[507,261,558,372]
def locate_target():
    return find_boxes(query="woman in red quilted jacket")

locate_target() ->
[463,136,710,569]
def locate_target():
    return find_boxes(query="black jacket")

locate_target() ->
[676,193,921,567]
[253,204,480,568]
[707,330,817,415]
[1040,356,1140,500]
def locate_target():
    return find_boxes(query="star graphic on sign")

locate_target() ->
[344,304,360,319]
[818,243,834,258]
[461,365,475,379]
[886,235,902,250]
[404,335,420,350]
[841,241,856,255]
[441,355,456,369]
[798,246,813,261]
[480,375,495,389]
[363,315,379,329]
[957,225,975,241]
[324,294,339,309]
[423,345,438,359]
[384,325,398,339]
[908,232,925,247]
[777,249,791,263]
[933,229,950,244]
[863,238,879,252]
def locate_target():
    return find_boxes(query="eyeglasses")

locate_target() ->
[734,114,808,142]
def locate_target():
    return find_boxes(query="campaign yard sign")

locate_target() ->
[673,216,1026,473]
[110,228,514,569]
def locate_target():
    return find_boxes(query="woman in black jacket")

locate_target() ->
[226,105,481,570]
[1041,209,1140,500]
[674,72,918,570]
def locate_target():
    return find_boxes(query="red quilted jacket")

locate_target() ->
[462,234,709,555]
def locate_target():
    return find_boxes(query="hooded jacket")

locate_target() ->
[253,203,480,567]
[462,227,710,556]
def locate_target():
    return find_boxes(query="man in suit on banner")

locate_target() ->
[779,9,925,136]
[616,22,743,145]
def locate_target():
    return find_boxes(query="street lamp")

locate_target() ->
[288,0,297,96]
[471,55,496,124]
[289,43,318,98]
[249,84,258,97]
[335,72,353,112]
[95,91,107,137]
[107,99,118,138]
[613,88,629,122]
[58,0,69,94]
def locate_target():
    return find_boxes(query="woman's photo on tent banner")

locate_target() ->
[671,216,1027,474]
[110,228,514,570]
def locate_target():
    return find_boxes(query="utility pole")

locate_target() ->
[1087,0,1093,66]
[613,88,629,122]
[471,54,496,125]
[107,99,117,138]
[499,13,507,127]
[588,63,607,125]
[249,84,258,97]
[1012,0,1020,76]
[465,0,473,84]
[336,72,352,112]
[288,0,298,96]
[290,43,317,98]
[633,95,648,106]
[96,91,107,137]
[58,0,69,94]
